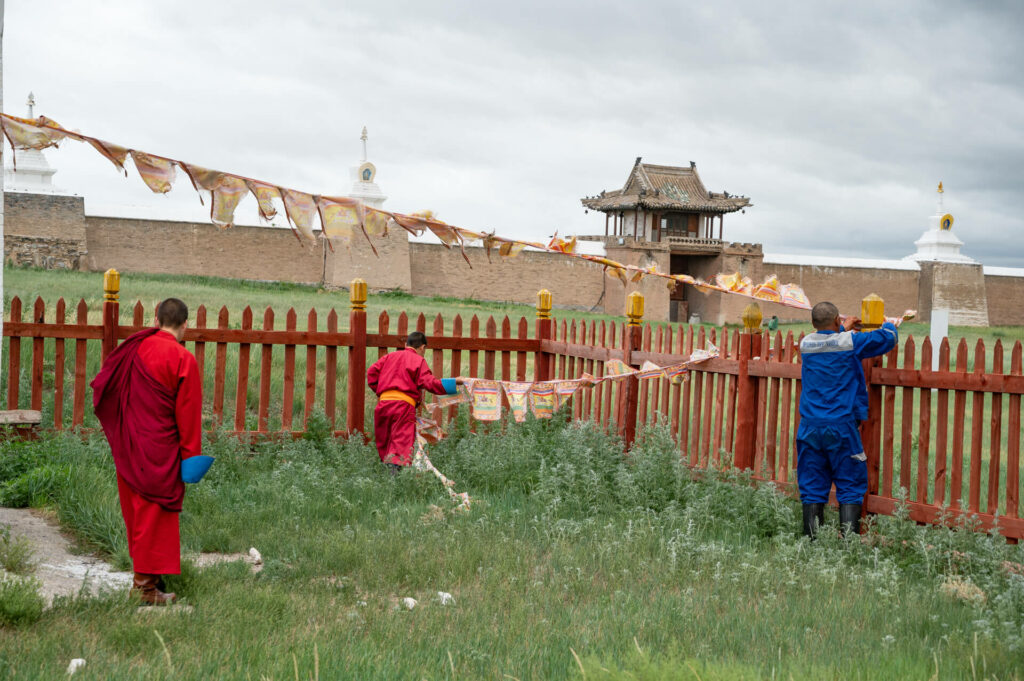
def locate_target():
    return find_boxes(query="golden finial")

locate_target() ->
[937,181,943,194]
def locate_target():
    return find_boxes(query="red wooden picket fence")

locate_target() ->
[2,276,1022,539]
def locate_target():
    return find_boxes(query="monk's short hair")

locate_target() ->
[406,331,428,349]
[157,298,189,328]
[811,301,839,330]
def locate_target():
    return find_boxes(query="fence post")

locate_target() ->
[734,302,762,471]
[534,289,554,382]
[862,293,885,500]
[619,291,644,449]
[101,269,120,361]
[347,278,368,436]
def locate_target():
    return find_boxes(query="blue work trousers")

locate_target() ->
[796,420,867,504]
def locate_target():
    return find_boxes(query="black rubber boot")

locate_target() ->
[839,504,862,537]
[802,503,825,539]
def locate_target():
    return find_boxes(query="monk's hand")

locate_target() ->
[841,316,861,332]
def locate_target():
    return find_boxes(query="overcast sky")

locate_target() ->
[4,1,1023,264]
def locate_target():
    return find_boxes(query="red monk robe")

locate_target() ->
[367,346,457,466]
[92,328,202,576]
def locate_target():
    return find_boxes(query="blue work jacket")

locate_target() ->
[798,322,898,425]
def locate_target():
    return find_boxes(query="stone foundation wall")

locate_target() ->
[4,235,86,270]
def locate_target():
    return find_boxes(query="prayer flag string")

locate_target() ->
[0,111,814,311]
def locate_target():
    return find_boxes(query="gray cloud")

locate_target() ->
[5,1,1023,264]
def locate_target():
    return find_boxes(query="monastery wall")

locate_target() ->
[767,261,919,322]
[4,192,87,269]
[83,216,326,285]
[983,273,1024,326]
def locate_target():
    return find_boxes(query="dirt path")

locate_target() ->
[0,506,132,605]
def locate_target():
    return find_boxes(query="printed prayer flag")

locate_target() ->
[468,380,502,421]
[246,180,281,222]
[635,360,664,380]
[603,359,635,379]
[0,115,65,152]
[529,382,556,419]
[416,416,443,444]
[502,382,532,422]
[129,151,177,194]
[554,381,580,409]
[86,138,129,174]
[662,363,689,384]
[182,166,249,228]
[281,189,318,242]
[780,284,811,310]
[318,196,365,243]
[364,207,389,236]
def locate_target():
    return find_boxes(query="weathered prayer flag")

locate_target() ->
[635,360,664,380]
[87,138,130,174]
[281,189,318,242]
[502,382,532,422]
[318,196,365,243]
[130,151,177,194]
[529,382,556,419]
[554,381,580,409]
[246,180,281,222]
[468,380,502,421]
[603,359,635,379]
[0,115,65,152]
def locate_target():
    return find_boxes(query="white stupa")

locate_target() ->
[907,182,975,263]
[347,127,386,208]
[3,93,67,195]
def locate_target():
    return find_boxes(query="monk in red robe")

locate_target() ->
[91,298,207,605]
[367,331,459,473]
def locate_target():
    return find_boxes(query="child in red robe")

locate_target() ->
[92,298,208,605]
[367,331,459,473]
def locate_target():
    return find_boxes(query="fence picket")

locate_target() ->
[234,306,253,432]
[988,341,1004,516]
[918,338,933,503]
[194,306,207,403]
[30,298,45,412]
[934,339,951,505]
[282,308,297,431]
[951,339,969,509]
[7,297,21,410]
[53,299,66,429]
[257,308,274,433]
[72,299,87,427]
[968,340,986,512]
[212,307,229,424]
[517,318,529,382]
[325,310,339,430]
[304,309,318,427]
[900,338,916,496]
[881,345,897,498]
[1008,342,1022,520]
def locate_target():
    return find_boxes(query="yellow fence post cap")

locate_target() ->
[741,302,762,333]
[350,278,368,310]
[536,289,552,319]
[103,269,120,302]
[626,291,644,326]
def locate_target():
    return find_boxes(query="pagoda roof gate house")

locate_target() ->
[581,158,758,323]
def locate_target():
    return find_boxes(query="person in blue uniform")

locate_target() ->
[798,301,898,538]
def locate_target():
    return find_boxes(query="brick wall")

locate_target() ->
[84,216,326,284]
[409,243,608,312]
[327,228,411,291]
[769,262,919,323]
[985,274,1024,326]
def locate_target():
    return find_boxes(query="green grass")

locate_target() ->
[0,421,1022,679]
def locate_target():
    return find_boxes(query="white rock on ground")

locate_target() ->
[66,659,86,675]
[437,591,454,605]
[248,547,262,565]
[402,597,417,610]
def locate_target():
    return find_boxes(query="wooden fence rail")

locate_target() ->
[2,273,1022,539]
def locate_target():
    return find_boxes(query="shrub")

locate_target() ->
[0,575,45,627]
